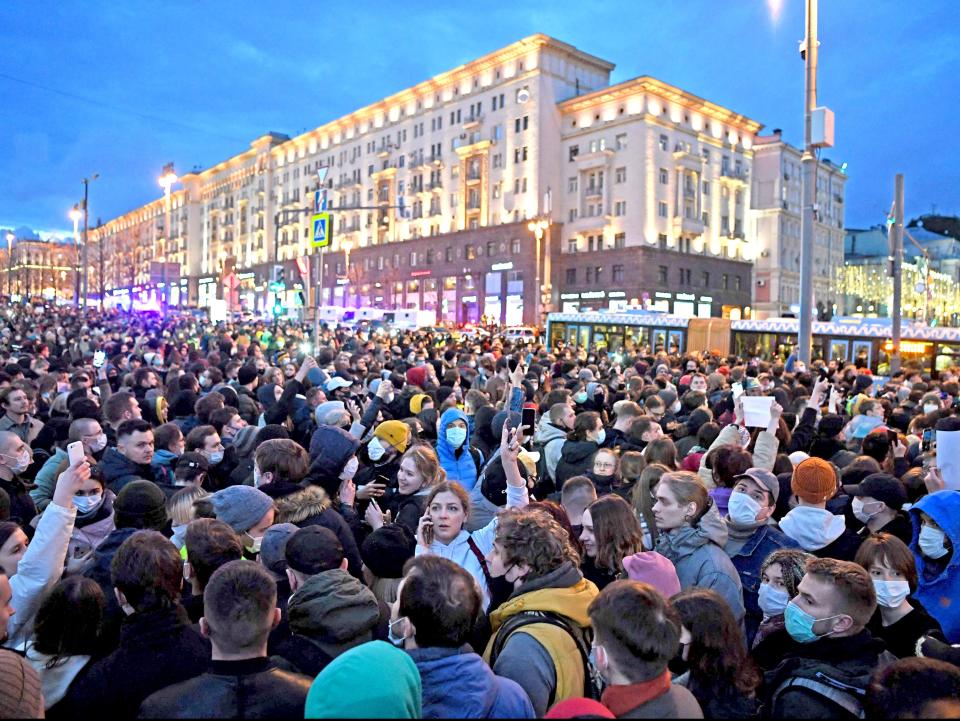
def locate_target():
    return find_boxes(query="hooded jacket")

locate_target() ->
[910,491,960,642]
[763,629,894,719]
[533,421,568,485]
[411,646,535,719]
[436,408,481,493]
[278,569,380,677]
[98,447,156,493]
[655,505,745,622]
[28,446,66,510]
[779,505,862,561]
[150,449,178,487]
[231,382,260,426]
[554,439,599,489]
[483,561,598,717]
[697,423,778,489]
[64,490,117,574]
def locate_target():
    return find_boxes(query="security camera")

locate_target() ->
[798,39,807,60]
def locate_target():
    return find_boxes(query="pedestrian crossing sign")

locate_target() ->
[311,212,331,248]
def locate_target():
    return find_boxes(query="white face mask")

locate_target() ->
[758,582,790,617]
[367,437,386,462]
[919,525,949,559]
[852,497,883,525]
[873,579,910,608]
[73,493,103,514]
[340,456,359,481]
[923,403,939,415]
[90,433,108,453]
[727,491,763,526]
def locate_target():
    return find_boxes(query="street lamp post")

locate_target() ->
[159,163,178,314]
[797,0,820,365]
[70,205,82,307]
[4,232,13,298]
[527,219,549,328]
[80,174,99,309]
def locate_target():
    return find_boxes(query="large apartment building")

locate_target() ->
[750,130,847,319]
[89,34,838,325]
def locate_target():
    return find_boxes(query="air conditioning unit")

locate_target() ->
[459,133,467,140]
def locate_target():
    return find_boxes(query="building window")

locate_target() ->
[612,264,624,282]
[615,167,626,184]
[658,265,668,283]
[567,237,578,253]
[658,202,668,218]
[511,238,520,254]
[614,232,626,248]
[659,134,669,151]
[678,268,691,285]
[659,168,669,185]
[568,144,579,162]
[658,233,668,249]
[615,133,627,150]
[409,251,417,266]
[703,180,710,195]
[614,201,626,216]
[466,245,476,260]
[734,275,742,291]
[702,211,710,227]
[565,268,576,284]
[445,246,454,262]
[568,208,578,222]
[722,274,729,290]
[568,176,578,193]
[701,271,710,287]
[486,240,496,256]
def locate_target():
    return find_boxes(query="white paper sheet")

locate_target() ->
[936,429,960,491]
[742,396,774,428]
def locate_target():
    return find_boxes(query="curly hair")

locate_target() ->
[494,507,580,580]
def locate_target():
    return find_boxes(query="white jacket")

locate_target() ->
[415,483,528,608]
[5,501,76,650]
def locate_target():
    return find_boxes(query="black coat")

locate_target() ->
[61,604,210,719]
[138,657,310,719]
[0,476,37,527]
[554,439,600,489]
[98,447,158,493]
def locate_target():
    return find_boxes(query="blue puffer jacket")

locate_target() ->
[409,646,534,719]
[910,490,960,642]
[436,408,481,493]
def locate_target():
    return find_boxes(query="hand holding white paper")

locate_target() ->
[936,430,960,491]
[742,396,774,428]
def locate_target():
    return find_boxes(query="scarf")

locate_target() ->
[601,671,672,716]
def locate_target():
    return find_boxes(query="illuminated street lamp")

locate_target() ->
[70,205,82,306]
[158,163,178,312]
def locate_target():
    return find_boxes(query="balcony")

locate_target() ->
[574,148,614,171]
[672,215,705,238]
[583,184,603,199]
[428,180,443,190]
[719,167,749,186]
[673,147,704,172]
[463,114,483,131]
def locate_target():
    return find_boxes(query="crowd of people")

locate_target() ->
[0,301,959,719]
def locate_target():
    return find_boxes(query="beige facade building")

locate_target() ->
[88,34,837,324]
[750,130,847,319]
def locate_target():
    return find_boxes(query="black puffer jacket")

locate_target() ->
[553,439,600,489]
[138,657,310,719]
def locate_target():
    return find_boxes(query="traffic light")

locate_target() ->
[272,297,284,317]
[269,265,286,293]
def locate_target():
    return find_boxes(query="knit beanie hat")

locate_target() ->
[210,485,274,534]
[237,364,259,386]
[622,551,682,600]
[545,698,616,719]
[405,366,428,388]
[374,420,411,454]
[259,523,299,577]
[114,480,168,530]
[408,393,430,415]
[305,641,422,719]
[791,457,837,503]
[0,650,43,719]
[360,524,416,580]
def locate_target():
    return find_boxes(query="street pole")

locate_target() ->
[889,173,904,373]
[797,0,819,365]
[98,218,105,311]
[80,174,99,309]
[4,233,12,298]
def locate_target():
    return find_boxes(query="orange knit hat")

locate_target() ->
[791,457,837,503]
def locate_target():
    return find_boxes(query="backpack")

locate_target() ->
[487,609,600,703]
[531,438,557,498]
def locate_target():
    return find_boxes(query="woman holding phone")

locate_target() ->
[414,424,529,609]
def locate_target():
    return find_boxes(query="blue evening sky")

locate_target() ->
[1,0,958,236]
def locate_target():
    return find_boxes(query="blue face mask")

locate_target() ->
[574,391,588,404]
[207,450,224,465]
[446,426,467,448]
[784,601,841,644]
[758,583,790,618]
[388,617,407,647]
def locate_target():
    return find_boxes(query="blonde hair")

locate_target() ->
[401,444,446,491]
[167,486,209,527]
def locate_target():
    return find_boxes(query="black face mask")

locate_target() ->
[668,646,690,676]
